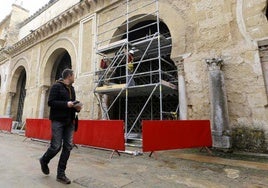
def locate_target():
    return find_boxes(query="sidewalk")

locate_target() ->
[1,132,268,188]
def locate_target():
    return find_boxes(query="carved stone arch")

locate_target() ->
[9,58,29,93]
[111,2,186,58]
[105,4,180,128]
[158,1,187,58]
[237,0,268,40]
[112,14,158,43]
[8,62,27,122]
[40,37,77,86]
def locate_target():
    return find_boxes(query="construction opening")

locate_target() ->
[94,0,179,145]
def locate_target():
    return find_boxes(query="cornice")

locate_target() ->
[3,0,92,57]
[20,0,59,26]
[0,48,10,63]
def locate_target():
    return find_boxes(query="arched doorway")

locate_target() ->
[42,49,72,119]
[51,50,72,82]
[10,67,27,123]
[16,69,26,122]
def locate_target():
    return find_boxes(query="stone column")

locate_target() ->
[6,92,15,117]
[206,58,231,149]
[175,59,187,120]
[260,60,268,103]
[101,94,109,120]
[39,86,49,118]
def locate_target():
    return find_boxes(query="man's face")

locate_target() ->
[68,73,75,84]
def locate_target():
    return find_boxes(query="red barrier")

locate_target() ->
[142,120,212,152]
[25,119,125,151]
[25,119,51,140]
[0,117,13,132]
[74,120,125,151]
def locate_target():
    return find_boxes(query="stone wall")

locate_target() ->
[6,4,29,46]
[0,4,29,47]
[181,0,268,129]
[19,0,80,39]
[0,0,267,132]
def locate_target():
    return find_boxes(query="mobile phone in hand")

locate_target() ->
[73,101,80,105]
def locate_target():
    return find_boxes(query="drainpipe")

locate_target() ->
[205,58,231,149]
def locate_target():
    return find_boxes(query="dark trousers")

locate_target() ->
[127,70,135,86]
[41,121,74,176]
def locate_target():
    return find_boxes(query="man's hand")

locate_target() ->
[69,101,83,112]
[74,105,82,112]
[67,101,74,108]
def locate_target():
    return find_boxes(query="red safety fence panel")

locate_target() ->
[0,118,13,132]
[74,120,125,151]
[25,119,51,140]
[142,120,212,152]
[25,119,125,151]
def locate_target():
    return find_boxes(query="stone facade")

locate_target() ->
[0,4,29,47]
[0,0,267,145]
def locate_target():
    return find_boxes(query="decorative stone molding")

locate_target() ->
[41,85,49,94]
[173,56,184,73]
[175,59,184,76]
[205,57,223,71]
[237,0,268,40]
[3,0,92,57]
[21,0,59,26]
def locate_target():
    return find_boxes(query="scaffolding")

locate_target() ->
[94,0,179,145]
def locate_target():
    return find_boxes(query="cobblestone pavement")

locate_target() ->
[0,132,268,188]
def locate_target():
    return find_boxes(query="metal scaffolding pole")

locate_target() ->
[93,0,179,145]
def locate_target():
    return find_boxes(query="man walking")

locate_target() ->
[39,68,82,184]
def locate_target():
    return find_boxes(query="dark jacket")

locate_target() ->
[48,80,77,122]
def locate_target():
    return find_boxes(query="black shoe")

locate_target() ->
[57,175,71,184]
[39,158,49,175]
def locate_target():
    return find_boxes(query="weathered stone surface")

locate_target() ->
[0,0,267,141]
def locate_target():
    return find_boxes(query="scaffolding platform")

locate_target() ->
[95,80,177,97]
[95,83,126,94]
[97,39,129,54]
